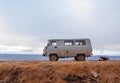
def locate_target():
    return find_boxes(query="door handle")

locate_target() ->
[55,46,58,48]
[66,51,68,53]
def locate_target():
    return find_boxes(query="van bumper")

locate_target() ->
[43,53,47,56]
[43,53,45,56]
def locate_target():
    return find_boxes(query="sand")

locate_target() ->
[0,61,120,83]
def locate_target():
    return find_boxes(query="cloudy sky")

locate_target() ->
[0,0,120,55]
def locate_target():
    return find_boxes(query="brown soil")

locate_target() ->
[0,61,120,83]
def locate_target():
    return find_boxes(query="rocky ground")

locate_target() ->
[0,61,120,83]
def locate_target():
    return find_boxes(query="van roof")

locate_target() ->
[48,38,90,41]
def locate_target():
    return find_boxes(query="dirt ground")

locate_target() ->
[0,61,120,83]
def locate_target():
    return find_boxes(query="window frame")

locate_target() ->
[50,41,57,46]
[64,40,74,46]
[75,40,86,45]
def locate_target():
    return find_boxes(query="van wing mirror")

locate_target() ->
[47,43,49,46]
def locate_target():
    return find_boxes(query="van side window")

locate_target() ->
[64,40,74,46]
[51,41,57,46]
[75,40,86,45]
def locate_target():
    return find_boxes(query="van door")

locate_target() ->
[57,46,68,57]
[63,40,75,57]
[56,40,68,57]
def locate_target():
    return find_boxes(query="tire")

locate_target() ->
[75,54,85,61]
[49,54,59,61]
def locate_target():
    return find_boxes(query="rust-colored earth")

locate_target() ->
[0,61,120,83]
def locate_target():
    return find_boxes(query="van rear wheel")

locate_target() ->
[49,54,59,61]
[75,54,85,61]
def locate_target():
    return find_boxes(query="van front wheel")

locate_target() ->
[75,55,85,61]
[49,54,59,61]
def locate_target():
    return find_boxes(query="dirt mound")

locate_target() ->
[0,61,120,83]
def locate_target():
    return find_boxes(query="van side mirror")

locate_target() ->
[47,44,49,46]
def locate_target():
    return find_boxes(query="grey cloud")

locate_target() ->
[0,0,120,54]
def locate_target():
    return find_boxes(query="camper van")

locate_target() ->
[43,39,92,61]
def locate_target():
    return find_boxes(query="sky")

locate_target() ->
[0,0,120,55]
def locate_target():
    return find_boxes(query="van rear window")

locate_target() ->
[75,40,86,45]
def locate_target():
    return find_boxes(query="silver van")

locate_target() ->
[43,39,92,61]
